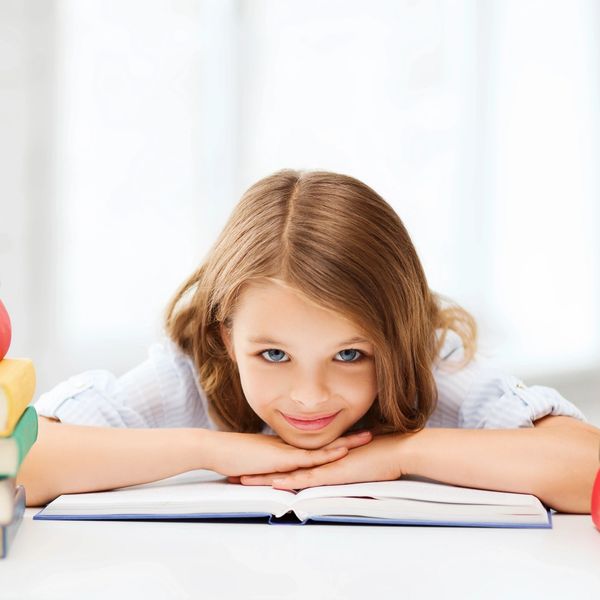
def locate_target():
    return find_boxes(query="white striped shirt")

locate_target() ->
[34,331,587,431]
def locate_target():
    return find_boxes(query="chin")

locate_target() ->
[277,429,338,450]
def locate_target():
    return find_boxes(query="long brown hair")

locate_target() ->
[165,169,477,433]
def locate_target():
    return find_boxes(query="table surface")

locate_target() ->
[1,505,599,600]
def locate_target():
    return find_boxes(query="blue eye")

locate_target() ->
[261,349,289,363]
[335,349,362,362]
[260,348,363,363]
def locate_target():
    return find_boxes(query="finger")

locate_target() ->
[273,467,320,490]
[296,445,349,469]
[241,469,314,489]
[240,473,281,486]
[274,445,346,474]
[273,459,357,490]
[322,430,372,451]
[227,476,242,484]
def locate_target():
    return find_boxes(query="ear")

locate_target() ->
[220,322,236,362]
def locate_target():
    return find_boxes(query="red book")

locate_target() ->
[592,467,600,531]
[0,299,11,361]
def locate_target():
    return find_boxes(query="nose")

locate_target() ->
[289,370,331,409]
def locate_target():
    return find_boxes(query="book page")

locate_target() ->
[41,470,297,518]
[288,477,547,523]
[291,477,541,507]
[291,497,548,524]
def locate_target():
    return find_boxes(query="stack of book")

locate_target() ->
[0,298,38,559]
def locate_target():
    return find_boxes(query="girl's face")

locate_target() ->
[222,280,378,449]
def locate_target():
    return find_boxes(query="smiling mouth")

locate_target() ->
[281,411,341,431]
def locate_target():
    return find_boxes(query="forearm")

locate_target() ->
[402,421,600,513]
[17,416,214,506]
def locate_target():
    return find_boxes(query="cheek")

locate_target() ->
[236,360,287,411]
[331,366,378,406]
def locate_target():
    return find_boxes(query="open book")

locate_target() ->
[33,470,552,529]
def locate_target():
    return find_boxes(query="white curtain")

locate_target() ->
[483,1,600,375]
[1,0,598,398]
[237,0,600,376]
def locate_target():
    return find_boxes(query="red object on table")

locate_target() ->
[593,467,600,531]
[0,298,11,360]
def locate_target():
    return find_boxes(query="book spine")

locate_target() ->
[15,406,39,466]
[0,406,39,477]
[0,485,25,559]
[0,359,36,435]
[0,477,16,525]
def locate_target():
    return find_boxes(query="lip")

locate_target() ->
[281,410,341,431]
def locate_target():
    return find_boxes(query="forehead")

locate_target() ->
[231,280,367,339]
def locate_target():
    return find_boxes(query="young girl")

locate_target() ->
[19,169,600,512]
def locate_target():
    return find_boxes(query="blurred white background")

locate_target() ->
[1,0,599,423]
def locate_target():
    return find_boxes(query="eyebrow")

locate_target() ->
[247,336,371,346]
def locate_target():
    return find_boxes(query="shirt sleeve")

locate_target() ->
[34,338,214,429]
[429,330,587,429]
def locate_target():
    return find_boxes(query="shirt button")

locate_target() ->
[516,382,526,389]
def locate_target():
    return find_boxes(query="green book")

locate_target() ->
[0,406,38,478]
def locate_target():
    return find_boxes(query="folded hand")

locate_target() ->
[229,433,408,490]
[212,428,374,479]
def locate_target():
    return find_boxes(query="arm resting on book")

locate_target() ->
[16,416,213,506]
[403,416,600,514]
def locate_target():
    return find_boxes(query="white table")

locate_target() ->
[1,506,599,599]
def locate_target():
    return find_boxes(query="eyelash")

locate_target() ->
[259,348,365,364]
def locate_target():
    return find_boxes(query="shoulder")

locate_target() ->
[428,330,588,429]
[434,328,466,366]
[34,337,214,429]
[151,336,197,372]
[151,335,216,418]
[426,329,476,427]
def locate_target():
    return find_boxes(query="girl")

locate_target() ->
[19,170,600,512]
